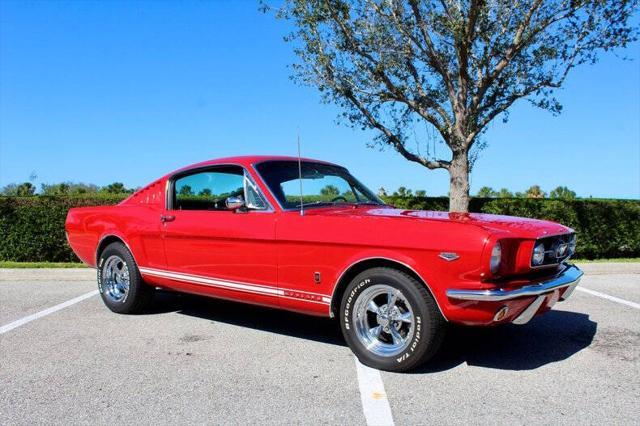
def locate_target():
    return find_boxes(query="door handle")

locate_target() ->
[160,214,176,223]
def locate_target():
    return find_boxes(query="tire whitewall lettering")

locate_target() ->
[340,267,445,372]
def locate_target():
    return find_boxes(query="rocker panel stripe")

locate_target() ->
[138,267,331,305]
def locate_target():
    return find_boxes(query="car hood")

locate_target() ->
[303,206,571,238]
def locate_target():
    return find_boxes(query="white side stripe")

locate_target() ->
[139,267,282,296]
[576,287,640,310]
[0,290,99,335]
[139,267,331,305]
[355,357,395,426]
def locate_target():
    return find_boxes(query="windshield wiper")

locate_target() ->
[299,201,337,208]
[297,201,385,209]
[354,201,383,206]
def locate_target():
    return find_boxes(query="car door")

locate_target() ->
[157,165,279,307]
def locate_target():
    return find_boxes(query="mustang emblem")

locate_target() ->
[439,252,460,261]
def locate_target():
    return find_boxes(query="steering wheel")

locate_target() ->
[331,196,349,203]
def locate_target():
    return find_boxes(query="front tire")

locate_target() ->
[340,267,445,372]
[97,242,151,314]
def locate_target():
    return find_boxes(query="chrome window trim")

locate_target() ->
[165,163,275,213]
[243,170,269,210]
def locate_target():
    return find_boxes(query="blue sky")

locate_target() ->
[1,1,638,198]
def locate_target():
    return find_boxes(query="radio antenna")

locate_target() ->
[297,131,304,216]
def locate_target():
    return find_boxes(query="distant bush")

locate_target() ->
[0,195,125,262]
[0,195,638,262]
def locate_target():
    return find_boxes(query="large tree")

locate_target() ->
[272,0,638,211]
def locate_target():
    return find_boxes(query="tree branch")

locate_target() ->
[342,89,450,170]
[407,0,458,108]
[325,2,450,142]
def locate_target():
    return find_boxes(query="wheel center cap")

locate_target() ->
[377,316,390,327]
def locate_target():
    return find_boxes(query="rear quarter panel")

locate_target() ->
[65,204,164,268]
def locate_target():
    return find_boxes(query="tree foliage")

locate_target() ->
[393,186,413,196]
[550,185,577,199]
[1,182,36,196]
[525,184,547,198]
[40,182,100,195]
[320,184,341,196]
[476,186,497,197]
[1,181,134,196]
[271,0,638,212]
[99,182,133,194]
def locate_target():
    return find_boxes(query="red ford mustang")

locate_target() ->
[66,155,583,371]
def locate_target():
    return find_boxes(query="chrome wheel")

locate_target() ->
[352,284,415,357]
[102,255,130,303]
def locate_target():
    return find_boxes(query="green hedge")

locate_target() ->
[0,196,125,262]
[1,195,638,262]
[385,196,640,259]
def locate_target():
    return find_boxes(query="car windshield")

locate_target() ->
[255,160,384,210]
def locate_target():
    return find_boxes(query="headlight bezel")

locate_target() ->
[531,241,546,266]
[489,242,502,275]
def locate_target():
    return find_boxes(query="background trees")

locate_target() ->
[550,186,577,199]
[0,180,592,201]
[0,183,36,197]
[1,182,134,196]
[272,0,638,212]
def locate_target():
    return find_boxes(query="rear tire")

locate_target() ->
[339,267,445,372]
[97,242,151,314]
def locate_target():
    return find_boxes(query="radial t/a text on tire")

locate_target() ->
[339,267,445,372]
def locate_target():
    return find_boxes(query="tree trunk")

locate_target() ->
[448,151,470,213]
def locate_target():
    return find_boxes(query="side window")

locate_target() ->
[174,167,244,211]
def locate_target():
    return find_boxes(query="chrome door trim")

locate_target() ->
[165,163,275,213]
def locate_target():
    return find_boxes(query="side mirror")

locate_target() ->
[225,196,246,211]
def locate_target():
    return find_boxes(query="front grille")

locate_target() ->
[534,233,576,267]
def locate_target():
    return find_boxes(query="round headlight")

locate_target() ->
[490,242,502,274]
[532,242,546,266]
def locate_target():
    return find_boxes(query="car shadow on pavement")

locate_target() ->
[413,310,597,373]
[146,291,346,347]
[145,293,597,372]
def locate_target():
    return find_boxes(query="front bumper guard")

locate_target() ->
[446,264,583,302]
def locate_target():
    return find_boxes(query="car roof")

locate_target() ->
[168,155,340,175]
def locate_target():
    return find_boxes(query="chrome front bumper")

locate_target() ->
[446,264,583,302]
[446,264,583,325]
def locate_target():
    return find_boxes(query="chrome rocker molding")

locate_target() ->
[138,267,332,306]
[446,264,583,302]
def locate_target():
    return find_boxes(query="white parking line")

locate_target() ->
[576,287,640,310]
[0,290,99,335]
[354,357,395,426]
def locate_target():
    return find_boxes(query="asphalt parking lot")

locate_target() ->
[1,264,638,425]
